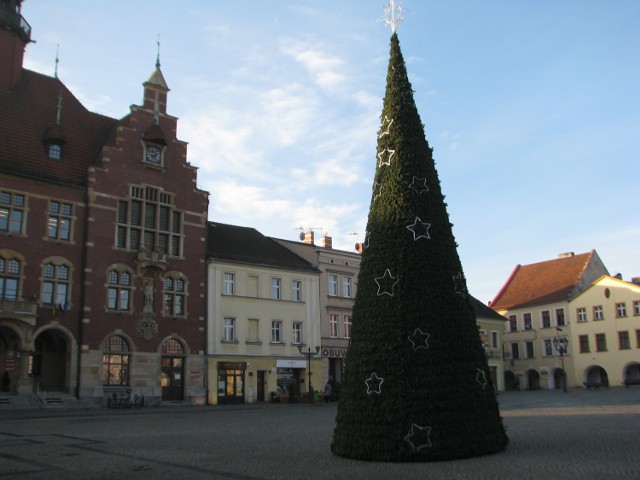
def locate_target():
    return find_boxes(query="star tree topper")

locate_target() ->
[384,0,405,33]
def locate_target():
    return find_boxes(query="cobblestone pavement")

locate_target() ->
[1,388,639,479]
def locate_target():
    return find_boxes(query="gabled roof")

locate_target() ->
[490,250,605,310]
[0,69,117,188]
[206,222,319,273]
[470,296,507,321]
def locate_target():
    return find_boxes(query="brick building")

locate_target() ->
[0,1,209,405]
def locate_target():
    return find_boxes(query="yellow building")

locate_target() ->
[470,297,508,391]
[568,276,640,388]
[491,251,609,390]
[206,222,321,405]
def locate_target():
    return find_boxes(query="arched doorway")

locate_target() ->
[504,370,518,391]
[160,338,185,401]
[584,365,609,387]
[526,369,540,390]
[32,329,68,392]
[623,362,640,386]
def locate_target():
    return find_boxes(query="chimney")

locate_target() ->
[302,231,314,245]
[558,252,575,259]
[631,277,640,286]
[320,235,332,249]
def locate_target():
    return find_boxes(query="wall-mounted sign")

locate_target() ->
[276,359,306,369]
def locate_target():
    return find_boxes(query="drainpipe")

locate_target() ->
[75,189,89,399]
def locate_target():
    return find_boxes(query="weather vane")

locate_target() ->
[384,0,404,33]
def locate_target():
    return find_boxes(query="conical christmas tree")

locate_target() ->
[331,31,508,462]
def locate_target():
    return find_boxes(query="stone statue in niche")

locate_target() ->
[143,280,154,313]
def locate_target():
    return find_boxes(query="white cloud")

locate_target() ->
[280,41,347,91]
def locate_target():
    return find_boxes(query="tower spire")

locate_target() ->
[156,34,161,68]
[54,44,60,78]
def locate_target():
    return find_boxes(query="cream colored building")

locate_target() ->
[491,251,609,390]
[568,275,640,388]
[471,297,508,391]
[206,222,321,405]
[274,231,361,398]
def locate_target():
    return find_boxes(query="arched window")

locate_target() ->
[161,338,184,355]
[107,268,131,311]
[0,256,21,300]
[163,275,186,317]
[41,261,69,307]
[102,335,130,386]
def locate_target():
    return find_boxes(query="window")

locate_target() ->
[619,331,630,350]
[107,269,131,311]
[271,278,281,300]
[541,310,551,328]
[344,315,352,339]
[329,314,338,338]
[271,320,282,343]
[247,319,260,343]
[0,191,25,234]
[0,257,20,300]
[292,322,303,344]
[595,333,607,352]
[343,276,353,298]
[524,313,532,330]
[48,143,62,160]
[579,335,590,353]
[163,276,185,316]
[291,280,302,301]
[102,335,130,386]
[328,274,338,296]
[510,342,520,360]
[223,317,236,342]
[491,331,499,349]
[525,341,534,358]
[636,329,640,349]
[577,308,587,323]
[616,303,627,318]
[223,273,235,295]
[116,186,181,256]
[509,315,517,332]
[634,301,640,316]
[48,201,72,241]
[593,305,604,321]
[544,339,553,356]
[41,262,69,306]
[555,308,566,326]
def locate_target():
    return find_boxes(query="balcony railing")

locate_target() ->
[0,8,32,43]
[136,247,167,272]
[0,298,38,324]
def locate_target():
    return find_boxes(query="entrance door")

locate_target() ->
[32,330,67,392]
[217,367,245,404]
[257,370,265,402]
[161,357,184,401]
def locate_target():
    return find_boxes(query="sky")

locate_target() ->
[20,1,639,304]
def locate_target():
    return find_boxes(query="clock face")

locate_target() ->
[145,146,162,165]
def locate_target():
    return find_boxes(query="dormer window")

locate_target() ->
[145,144,162,166]
[48,143,62,160]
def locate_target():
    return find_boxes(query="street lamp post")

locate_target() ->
[553,333,569,393]
[298,345,320,403]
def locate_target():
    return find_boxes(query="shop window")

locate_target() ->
[102,335,130,386]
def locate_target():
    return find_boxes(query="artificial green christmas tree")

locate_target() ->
[331,28,508,462]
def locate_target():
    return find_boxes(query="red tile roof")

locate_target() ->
[490,251,599,310]
[0,69,117,187]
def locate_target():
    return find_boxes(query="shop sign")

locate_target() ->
[4,358,15,372]
[322,347,348,358]
[218,362,246,370]
[190,369,200,378]
[276,359,306,369]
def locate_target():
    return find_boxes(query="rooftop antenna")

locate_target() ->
[156,34,161,69]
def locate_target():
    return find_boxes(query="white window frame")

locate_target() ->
[343,276,352,298]
[291,280,302,301]
[292,322,303,344]
[594,305,604,320]
[329,314,338,338]
[577,307,587,322]
[328,274,338,296]
[223,273,235,295]
[344,315,352,339]
[271,278,281,300]
[223,317,236,342]
[271,320,283,343]
[616,303,627,318]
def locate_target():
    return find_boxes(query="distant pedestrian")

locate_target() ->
[514,376,520,391]
[324,381,332,403]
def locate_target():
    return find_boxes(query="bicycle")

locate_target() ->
[124,391,145,409]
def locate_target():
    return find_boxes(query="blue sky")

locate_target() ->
[21,1,639,303]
